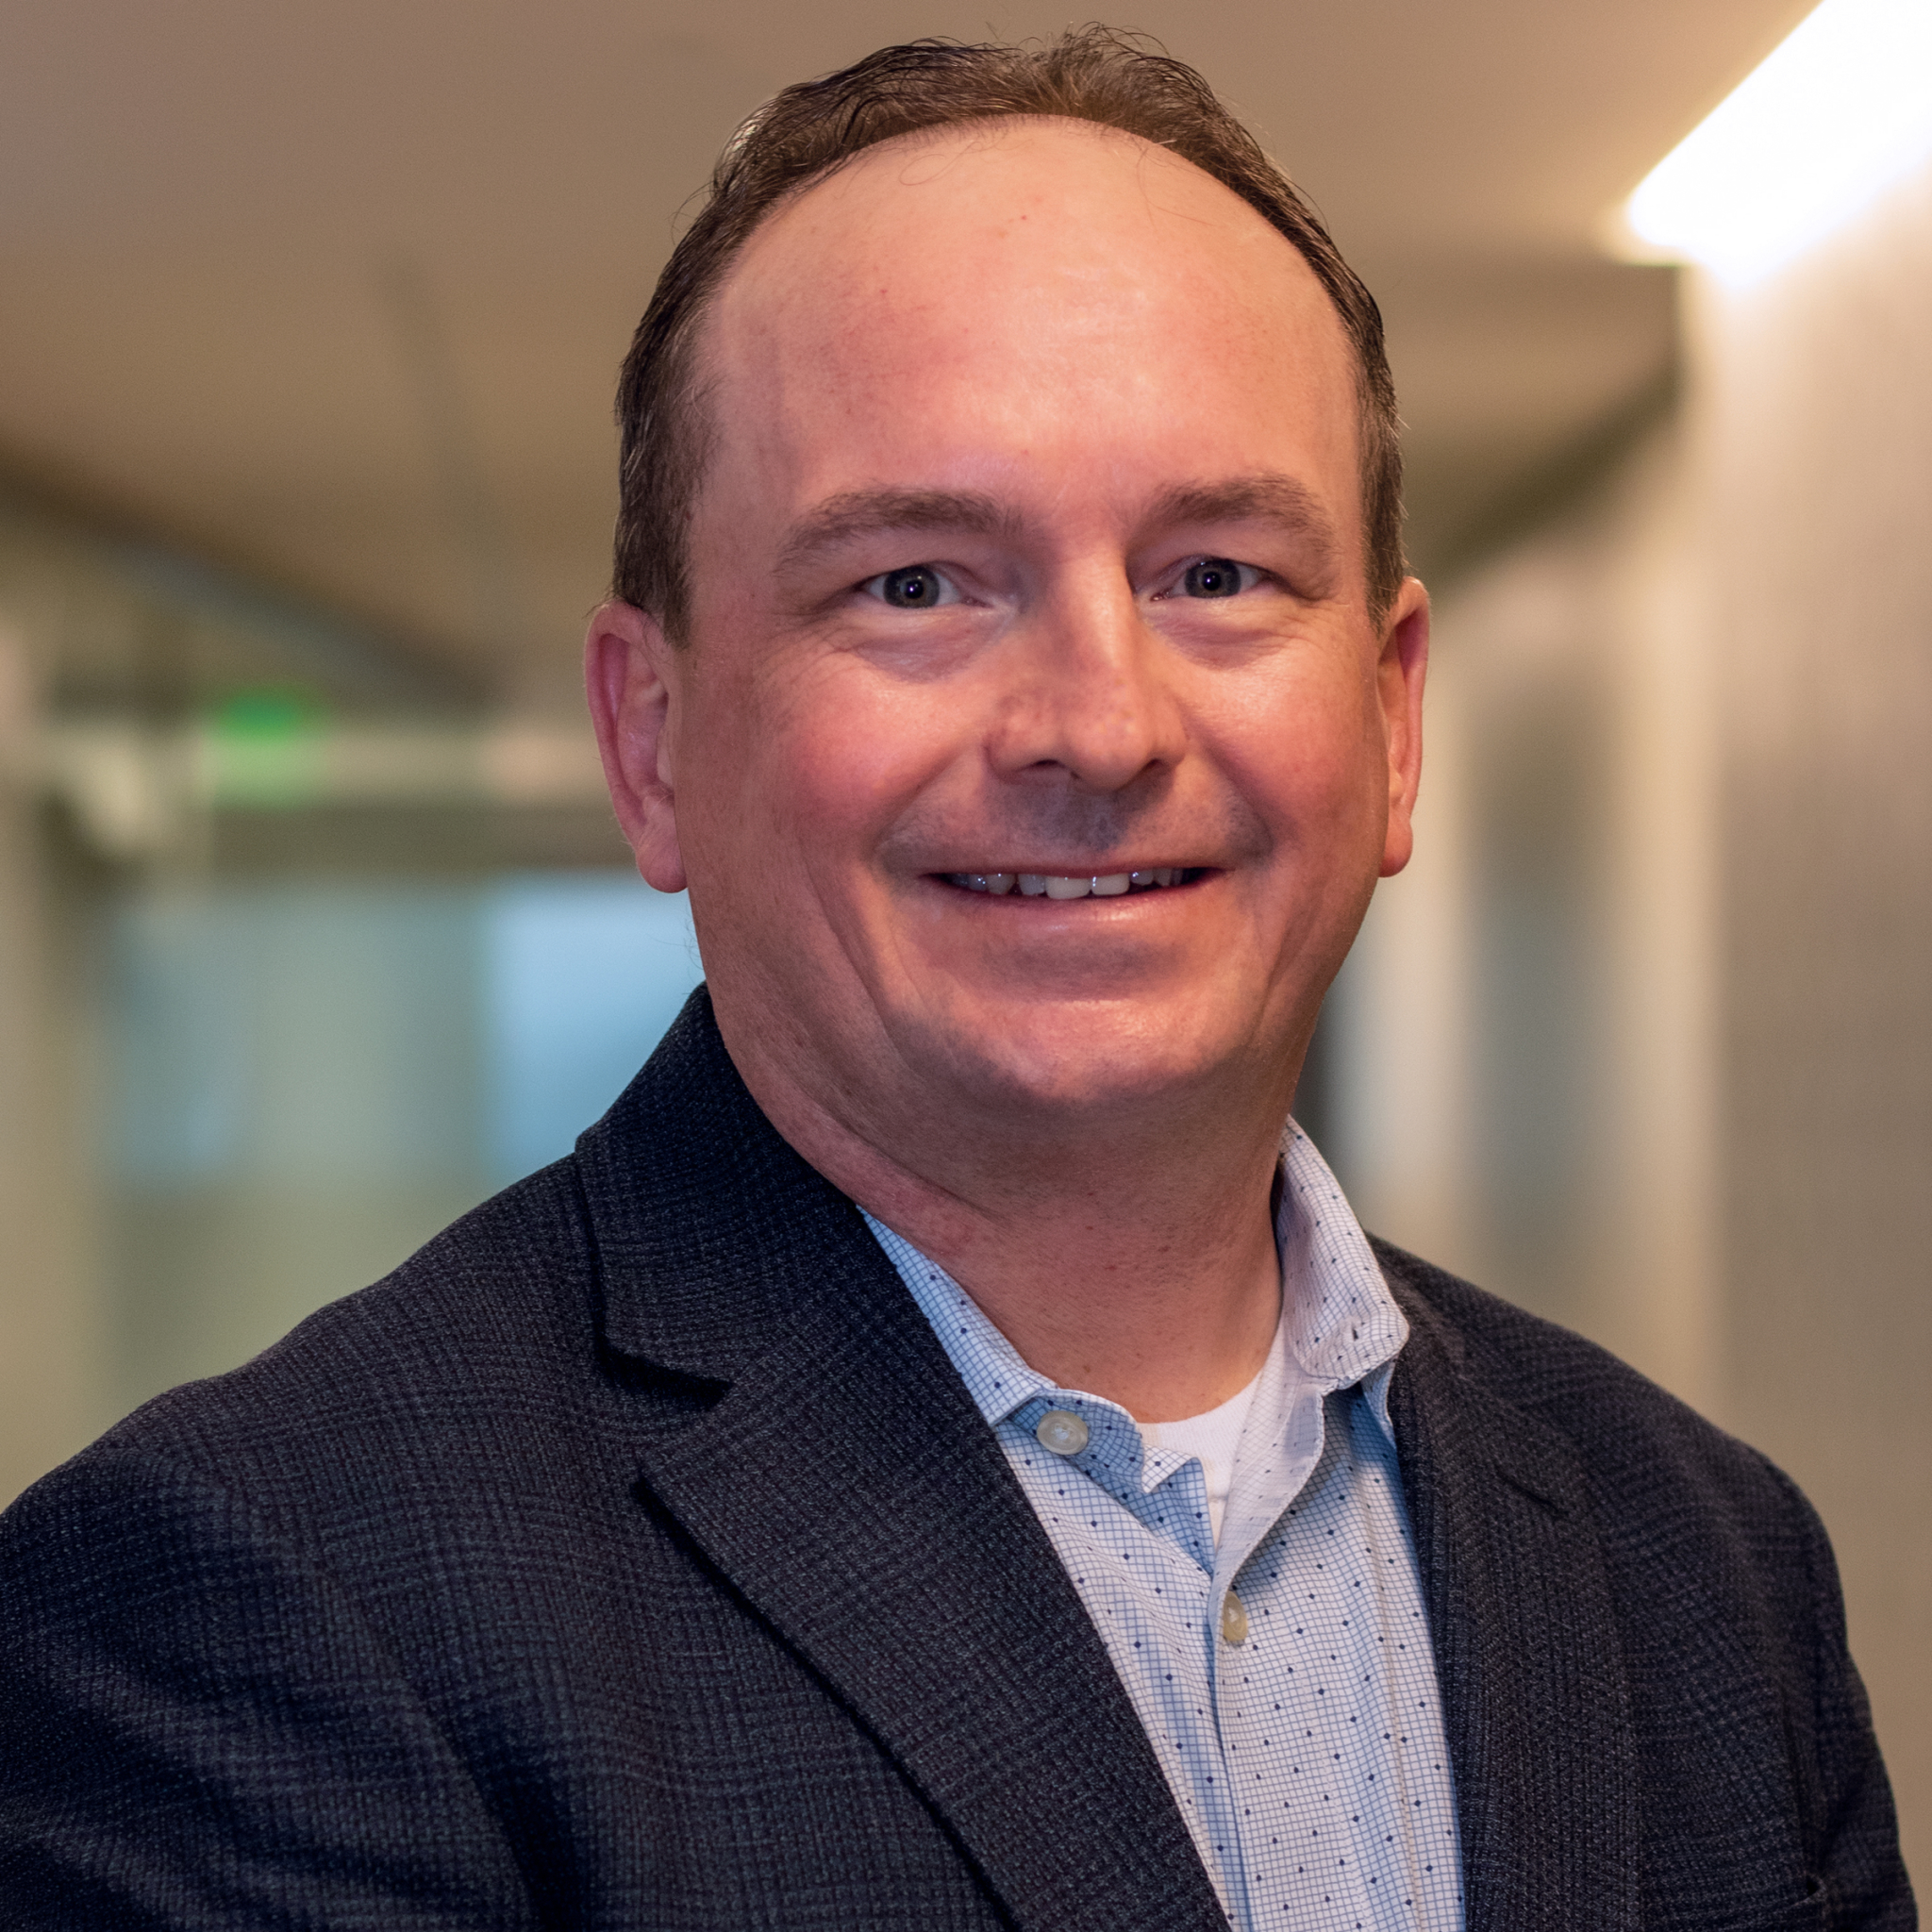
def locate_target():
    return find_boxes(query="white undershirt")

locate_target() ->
[1135,1329,1276,1545]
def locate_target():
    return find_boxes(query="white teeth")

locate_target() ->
[950,868,1190,896]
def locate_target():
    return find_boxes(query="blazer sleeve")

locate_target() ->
[0,1444,538,1931]
[1781,1468,1918,1931]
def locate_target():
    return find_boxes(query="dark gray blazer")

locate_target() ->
[0,991,1911,1930]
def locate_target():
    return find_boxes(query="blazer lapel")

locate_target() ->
[575,992,1228,1932]
[1381,1249,1641,1932]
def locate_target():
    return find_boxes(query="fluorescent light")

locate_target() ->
[1618,0,1932,286]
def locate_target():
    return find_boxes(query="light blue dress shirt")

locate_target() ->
[864,1122,1464,1932]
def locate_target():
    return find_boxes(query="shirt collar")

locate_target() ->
[864,1117,1407,1430]
[864,1214,1051,1428]
[1275,1117,1408,1387]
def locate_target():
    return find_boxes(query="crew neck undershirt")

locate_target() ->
[1134,1329,1277,1545]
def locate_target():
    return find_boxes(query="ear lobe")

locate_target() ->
[1375,578,1430,879]
[584,599,689,893]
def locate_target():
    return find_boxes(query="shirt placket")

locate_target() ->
[1202,1365,1330,1931]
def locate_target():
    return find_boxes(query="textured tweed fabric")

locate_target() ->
[0,989,1914,1930]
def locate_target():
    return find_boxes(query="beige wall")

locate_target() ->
[1335,158,1932,1881]
[1333,415,1721,1402]
[1698,159,1932,1884]
[0,621,109,1504]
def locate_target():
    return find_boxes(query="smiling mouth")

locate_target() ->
[939,867,1207,900]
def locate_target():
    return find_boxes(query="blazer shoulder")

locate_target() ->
[37,1157,606,1518]
[1369,1242,1914,1925]
[1369,1234,1810,1530]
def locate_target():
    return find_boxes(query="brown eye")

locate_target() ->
[1182,558,1246,598]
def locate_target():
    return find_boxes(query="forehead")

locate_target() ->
[698,119,1361,542]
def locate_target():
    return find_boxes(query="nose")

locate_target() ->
[988,572,1187,792]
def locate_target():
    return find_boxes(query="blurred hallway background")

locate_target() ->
[1,0,1924,1880]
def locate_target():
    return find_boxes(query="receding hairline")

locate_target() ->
[612,30,1407,637]
[682,113,1362,568]
[714,109,1319,318]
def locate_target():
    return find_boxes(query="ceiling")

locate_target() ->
[0,0,1815,711]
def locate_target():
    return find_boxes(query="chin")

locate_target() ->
[906,994,1254,1123]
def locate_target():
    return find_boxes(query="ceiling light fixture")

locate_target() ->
[1613,0,1932,286]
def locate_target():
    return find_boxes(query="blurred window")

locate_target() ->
[483,874,704,1185]
[103,872,702,1411]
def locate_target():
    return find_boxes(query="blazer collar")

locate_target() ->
[573,990,1229,1932]
[1380,1242,1642,1932]
[573,987,844,1382]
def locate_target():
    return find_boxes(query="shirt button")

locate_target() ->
[1036,1409,1090,1456]
[1220,1591,1249,1646]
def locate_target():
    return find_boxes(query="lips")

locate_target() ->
[941,868,1198,899]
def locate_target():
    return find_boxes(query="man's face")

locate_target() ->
[597,120,1426,1149]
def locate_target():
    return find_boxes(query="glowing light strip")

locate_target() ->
[1618,0,1932,286]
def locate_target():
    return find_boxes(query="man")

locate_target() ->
[0,29,1912,1931]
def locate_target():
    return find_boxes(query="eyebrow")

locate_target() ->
[776,489,1019,576]
[774,472,1341,578]
[1141,474,1341,573]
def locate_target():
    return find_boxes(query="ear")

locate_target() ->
[584,599,688,892]
[1375,577,1430,878]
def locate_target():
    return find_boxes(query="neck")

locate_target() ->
[730,1028,1299,1424]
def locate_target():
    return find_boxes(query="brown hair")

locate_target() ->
[612,27,1405,636]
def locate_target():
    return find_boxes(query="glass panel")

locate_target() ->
[102,872,702,1414]
[483,874,703,1186]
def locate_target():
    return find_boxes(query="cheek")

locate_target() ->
[1207,648,1387,841]
[679,649,960,895]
